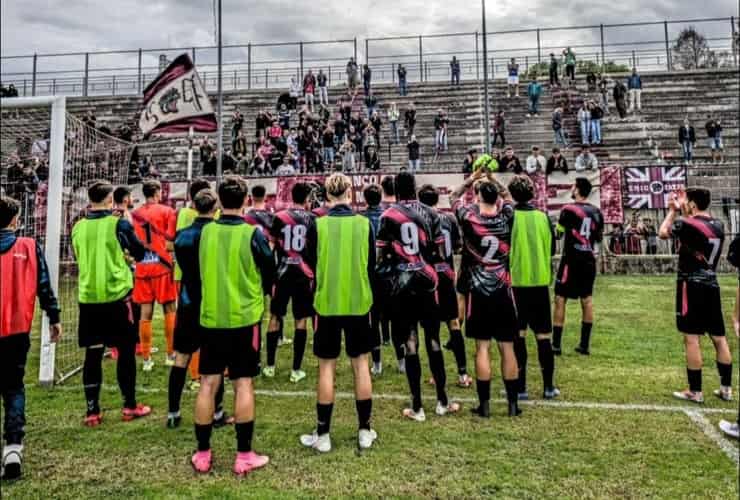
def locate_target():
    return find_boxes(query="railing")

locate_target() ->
[1,16,738,98]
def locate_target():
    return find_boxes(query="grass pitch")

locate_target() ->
[5,275,740,499]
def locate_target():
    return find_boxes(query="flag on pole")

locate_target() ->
[139,53,217,136]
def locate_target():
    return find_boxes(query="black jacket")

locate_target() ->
[678,126,696,143]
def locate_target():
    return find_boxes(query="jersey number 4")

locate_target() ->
[281,224,307,252]
[579,217,592,240]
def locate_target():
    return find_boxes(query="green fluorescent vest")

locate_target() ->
[199,222,264,329]
[314,215,373,316]
[72,215,132,303]
[174,207,198,281]
[510,208,552,287]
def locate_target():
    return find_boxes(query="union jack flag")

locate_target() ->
[625,166,686,209]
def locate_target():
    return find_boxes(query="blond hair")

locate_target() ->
[325,173,352,199]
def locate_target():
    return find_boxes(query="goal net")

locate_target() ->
[0,96,134,385]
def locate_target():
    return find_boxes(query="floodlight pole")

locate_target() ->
[216,0,223,182]
[481,0,492,154]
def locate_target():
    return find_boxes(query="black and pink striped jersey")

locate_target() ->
[270,208,318,281]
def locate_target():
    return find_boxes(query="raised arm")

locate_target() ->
[450,169,483,205]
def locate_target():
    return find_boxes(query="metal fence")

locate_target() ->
[1,16,738,98]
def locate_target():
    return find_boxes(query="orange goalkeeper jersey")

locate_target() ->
[131,202,177,278]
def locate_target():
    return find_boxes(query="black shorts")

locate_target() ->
[313,314,372,359]
[554,259,596,299]
[173,303,201,355]
[436,275,459,322]
[676,280,725,337]
[78,295,138,348]
[386,289,438,322]
[465,287,518,342]
[270,273,314,320]
[513,286,552,334]
[199,324,261,379]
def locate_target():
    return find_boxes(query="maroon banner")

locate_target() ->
[600,166,624,224]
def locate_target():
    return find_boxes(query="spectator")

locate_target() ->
[578,102,591,145]
[397,64,408,96]
[255,109,272,138]
[598,74,610,114]
[202,149,217,176]
[609,224,626,255]
[222,148,236,173]
[549,53,560,87]
[235,153,249,175]
[489,148,501,172]
[546,147,569,175]
[434,109,449,153]
[499,146,522,173]
[450,56,461,86]
[526,78,543,117]
[562,47,576,86]
[275,154,296,175]
[303,69,316,111]
[364,90,378,118]
[366,145,381,171]
[233,129,248,158]
[507,58,520,97]
[339,138,356,171]
[139,154,160,179]
[404,102,417,138]
[35,158,49,182]
[678,118,696,165]
[462,149,477,174]
[268,120,283,142]
[590,100,604,145]
[7,83,19,97]
[289,77,302,109]
[362,65,372,95]
[277,103,291,130]
[525,146,546,175]
[339,95,353,122]
[643,218,658,255]
[346,57,359,92]
[705,115,724,164]
[407,135,421,172]
[349,126,363,164]
[117,123,133,142]
[586,72,597,92]
[388,102,400,144]
[199,136,214,165]
[574,144,598,171]
[552,107,569,148]
[370,111,383,151]
[231,106,244,140]
[627,68,642,113]
[492,110,506,147]
[321,125,335,167]
[82,109,97,128]
[317,69,328,107]
[613,79,628,120]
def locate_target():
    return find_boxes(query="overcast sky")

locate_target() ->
[1,1,738,77]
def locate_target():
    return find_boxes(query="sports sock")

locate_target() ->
[687,368,702,393]
[215,377,225,415]
[83,348,104,415]
[552,326,563,350]
[139,320,153,359]
[579,322,593,350]
[266,330,280,367]
[168,366,187,414]
[503,378,519,404]
[449,329,467,375]
[164,311,176,356]
[514,335,528,393]
[371,346,381,364]
[405,353,423,411]
[424,323,448,405]
[716,362,732,387]
[381,319,391,344]
[235,421,254,452]
[356,398,372,430]
[317,403,334,435]
[189,351,200,381]
[292,329,307,371]
[195,423,213,451]
[116,342,137,409]
[476,378,490,405]
[536,338,555,390]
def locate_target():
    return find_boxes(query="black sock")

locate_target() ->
[116,342,137,409]
[168,365,187,414]
[390,321,405,361]
[424,323,448,405]
[450,329,467,375]
[266,330,280,367]
[405,353,422,411]
[476,378,490,405]
[83,348,104,415]
[292,329,307,371]
[687,368,702,393]
[503,378,519,404]
[235,421,254,452]
[371,345,381,364]
[553,326,563,349]
[317,403,334,435]
[381,319,391,344]
[214,377,225,415]
[514,336,528,393]
[195,423,213,451]
[356,399,372,430]
[536,338,555,391]
[717,362,732,387]
[580,322,593,350]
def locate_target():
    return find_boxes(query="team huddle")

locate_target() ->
[0,168,738,480]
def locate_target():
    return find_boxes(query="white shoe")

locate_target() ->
[713,386,733,402]
[142,358,154,372]
[435,401,461,416]
[277,337,293,347]
[358,429,378,449]
[402,407,426,422]
[371,362,382,376]
[300,431,331,453]
[165,354,176,367]
[290,369,306,383]
[718,420,739,439]
[262,366,275,378]
[672,389,704,403]
[149,346,159,354]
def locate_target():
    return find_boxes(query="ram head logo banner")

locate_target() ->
[139,53,217,136]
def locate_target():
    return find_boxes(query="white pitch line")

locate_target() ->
[43,384,736,414]
[684,409,739,465]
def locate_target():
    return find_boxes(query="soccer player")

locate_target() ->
[362,183,386,376]
[72,181,151,427]
[552,177,604,356]
[299,173,377,452]
[0,196,61,481]
[719,232,739,438]
[658,188,733,404]
[417,184,472,388]
[191,176,274,475]
[113,186,134,222]
[450,169,521,418]
[508,175,559,399]
[378,176,400,365]
[377,172,459,421]
[131,180,177,371]
[263,182,317,382]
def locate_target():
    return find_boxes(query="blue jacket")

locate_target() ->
[527,82,543,99]
[627,74,642,90]
[174,217,211,307]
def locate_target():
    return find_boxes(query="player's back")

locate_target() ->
[558,202,603,261]
[131,202,176,277]
[174,218,211,306]
[244,208,275,240]
[673,215,725,283]
[272,207,317,281]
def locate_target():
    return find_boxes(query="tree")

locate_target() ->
[524,59,628,80]
[672,26,714,69]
